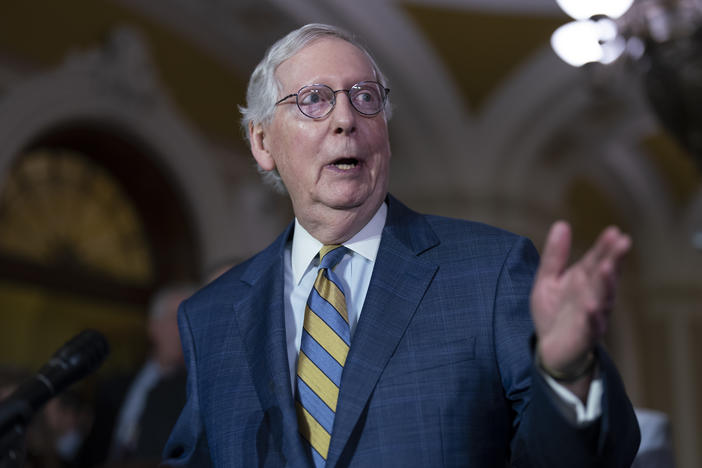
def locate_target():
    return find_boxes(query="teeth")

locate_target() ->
[333,159,358,170]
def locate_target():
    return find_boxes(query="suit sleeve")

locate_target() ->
[493,236,640,467]
[161,302,212,467]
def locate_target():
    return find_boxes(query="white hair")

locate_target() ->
[239,23,392,193]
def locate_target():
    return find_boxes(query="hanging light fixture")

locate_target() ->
[551,0,634,67]
[551,18,625,66]
[555,0,635,21]
[551,0,702,167]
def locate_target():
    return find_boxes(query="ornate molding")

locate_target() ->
[0,26,238,269]
[61,26,163,108]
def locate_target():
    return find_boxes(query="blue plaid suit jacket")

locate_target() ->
[163,195,639,467]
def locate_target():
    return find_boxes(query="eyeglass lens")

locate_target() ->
[297,82,385,118]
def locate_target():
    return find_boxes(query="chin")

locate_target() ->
[334,194,383,214]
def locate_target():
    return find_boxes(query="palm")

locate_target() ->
[531,222,630,372]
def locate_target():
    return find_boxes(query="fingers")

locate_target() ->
[581,226,631,275]
[537,221,572,280]
[544,224,630,337]
[532,224,632,374]
[582,228,631,337]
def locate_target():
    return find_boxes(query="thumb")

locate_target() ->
[537,221,572,280]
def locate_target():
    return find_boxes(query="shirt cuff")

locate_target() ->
[541,371,603,424]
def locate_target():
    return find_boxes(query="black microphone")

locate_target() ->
[0,329,110,436]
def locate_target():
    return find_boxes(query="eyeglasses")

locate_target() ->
[275,81,390,119]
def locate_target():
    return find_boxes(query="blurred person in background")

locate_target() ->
[78,284,195,468]
[632,408,676,468]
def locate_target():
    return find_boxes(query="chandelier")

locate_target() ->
[551,0,702,166]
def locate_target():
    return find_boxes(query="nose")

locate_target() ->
[331,92,357,135]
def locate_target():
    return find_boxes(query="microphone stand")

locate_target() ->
[0,329,109,467]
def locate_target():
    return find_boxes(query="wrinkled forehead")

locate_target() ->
[275,37,377,91]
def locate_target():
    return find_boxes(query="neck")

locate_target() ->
[297,199,383,244]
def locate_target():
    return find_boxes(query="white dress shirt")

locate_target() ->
[284,203,386,392]
[282,202,600,423]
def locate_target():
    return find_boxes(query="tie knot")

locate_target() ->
[319,244,347,270]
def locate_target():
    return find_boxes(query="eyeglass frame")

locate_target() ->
[274,80,390,119]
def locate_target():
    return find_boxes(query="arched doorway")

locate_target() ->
[0,123,199,373]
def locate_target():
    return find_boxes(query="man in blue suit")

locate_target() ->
[163,23,640,467]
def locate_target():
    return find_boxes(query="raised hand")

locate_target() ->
[530,221,631,391]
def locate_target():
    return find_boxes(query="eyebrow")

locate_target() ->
[292,76,377,88]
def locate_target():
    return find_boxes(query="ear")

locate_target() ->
[249,121,276,171]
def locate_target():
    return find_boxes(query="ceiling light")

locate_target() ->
[556,0,635,20]
[551,18,625,67]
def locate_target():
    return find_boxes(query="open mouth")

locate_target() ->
[331,158,359,170]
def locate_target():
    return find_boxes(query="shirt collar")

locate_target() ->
[291,202,387,286]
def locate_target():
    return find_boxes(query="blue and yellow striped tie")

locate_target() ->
[296,244,349,468]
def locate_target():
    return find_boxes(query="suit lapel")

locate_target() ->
[327,197,439,467]
[233,224,310,467]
